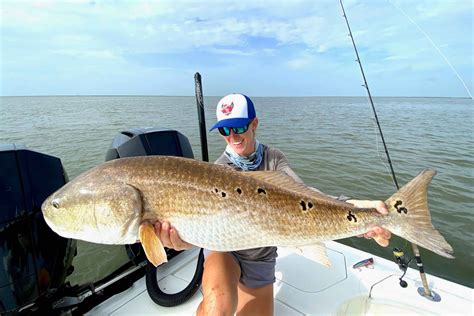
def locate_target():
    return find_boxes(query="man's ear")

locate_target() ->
[252,117,259,130]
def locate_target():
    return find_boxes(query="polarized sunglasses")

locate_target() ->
[218,122,251,136]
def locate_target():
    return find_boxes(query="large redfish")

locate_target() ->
[41,156,454,266]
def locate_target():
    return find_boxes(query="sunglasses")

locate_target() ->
[218,122,251,136]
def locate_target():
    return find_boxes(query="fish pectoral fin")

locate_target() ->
[285,243,332,267]
[139,222,168,267]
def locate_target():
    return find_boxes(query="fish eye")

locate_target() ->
[52,199,60,209]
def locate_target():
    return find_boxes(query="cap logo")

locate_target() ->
[221,102,234,116]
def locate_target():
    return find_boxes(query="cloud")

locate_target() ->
[287,55,314,70]
[1,0,471,96]
[1,0,344,54]
[51,49,123,61]
[393,0,473,19]
[206,47,255,56]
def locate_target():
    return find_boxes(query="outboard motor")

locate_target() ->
[0,144,76,314]
[106,127,194,161]
[105,127,204,307]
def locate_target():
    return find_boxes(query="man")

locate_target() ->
[154,93,391,315]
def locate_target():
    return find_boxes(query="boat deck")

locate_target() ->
[87,241,473,315]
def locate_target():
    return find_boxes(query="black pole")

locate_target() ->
[339,0,432,297]
[194,72,209,162]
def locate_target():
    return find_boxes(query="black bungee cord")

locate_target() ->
[338,0,435,298]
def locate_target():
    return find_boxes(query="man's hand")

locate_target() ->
[153,221,193,251]
[346,199,392,247]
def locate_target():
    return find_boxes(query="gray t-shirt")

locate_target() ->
[214,144,308,261]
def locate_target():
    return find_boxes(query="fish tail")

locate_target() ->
[385,169,454,259]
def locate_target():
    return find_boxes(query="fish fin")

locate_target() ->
[284,243,332,267]
[139,222,168,267]
[244,171,340,204]
[385,169,454,259]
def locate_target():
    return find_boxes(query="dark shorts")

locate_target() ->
[203,247,277,288]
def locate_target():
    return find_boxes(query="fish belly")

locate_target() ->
[167,211,279,251]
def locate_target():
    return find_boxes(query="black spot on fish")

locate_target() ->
[394,200,408,214]
[236,188,242,194]
[221,192,226,198]
[300,200,307,211]
[308,201,313,209]
[214,188,219,193]
[347,211,357,222]
[257,188,266,195]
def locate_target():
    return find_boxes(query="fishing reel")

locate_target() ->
[392,247,414,288]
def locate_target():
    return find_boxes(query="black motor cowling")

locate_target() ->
[0,144,76,314]
[105,127,194,161]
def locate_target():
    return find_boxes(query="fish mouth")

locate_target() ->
[42,211,57,232]
[41,194,53,217]
[41,202,68,238]
[41,194,66,236]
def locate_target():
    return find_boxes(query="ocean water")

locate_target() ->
[1,96,472,288]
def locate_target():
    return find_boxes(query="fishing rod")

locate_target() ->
[338,0,435,299]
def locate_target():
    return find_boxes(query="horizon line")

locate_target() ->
[1,94,471,99]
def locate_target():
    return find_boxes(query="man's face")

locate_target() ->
[222,118,259,157]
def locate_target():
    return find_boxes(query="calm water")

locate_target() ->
[1,96,472,288]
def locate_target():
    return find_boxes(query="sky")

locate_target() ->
[0,0,472,97]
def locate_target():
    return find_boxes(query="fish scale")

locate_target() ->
[42,155,454,267]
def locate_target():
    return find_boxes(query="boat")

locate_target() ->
[1,119,472,315]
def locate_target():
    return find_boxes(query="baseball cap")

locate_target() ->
[209,93,256,131]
